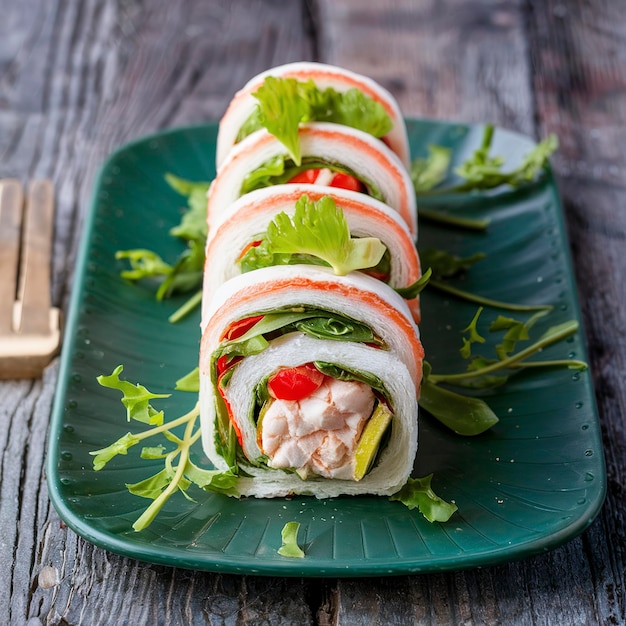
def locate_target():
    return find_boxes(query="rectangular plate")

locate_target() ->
[47,120,606,577]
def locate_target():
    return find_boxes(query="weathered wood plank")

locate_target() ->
[314,0,534,135]
[527,1,626,624]
[0,1,321,624]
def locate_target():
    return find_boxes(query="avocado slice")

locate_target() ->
[353,402,393,481]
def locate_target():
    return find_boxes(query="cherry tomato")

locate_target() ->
[221,314,264,341]
[268,363,325,401]
[329,172,365,192]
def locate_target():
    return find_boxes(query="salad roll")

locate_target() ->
[216,61,410,168]
[208,123,417,239]
[203,184,423,322]
[199,265,424,498]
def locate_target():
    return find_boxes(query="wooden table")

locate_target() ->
[2,1,624,624]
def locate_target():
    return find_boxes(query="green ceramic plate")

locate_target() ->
[47,120,606,577]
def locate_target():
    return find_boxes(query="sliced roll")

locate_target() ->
[203,184,422,323]
[207,122,417,239]
[216,61,410,169]
[199,265,424,498]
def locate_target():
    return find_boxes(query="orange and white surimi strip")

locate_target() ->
[216,61,410,168]
[200,265,424,384]
[207,123,418,239]
[203,184,422,323]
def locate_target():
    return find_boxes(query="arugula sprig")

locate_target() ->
[419,309,587,435]
[116,174,210,323]
[421,248,554,313]
[90,366,238,531]
[413,126,558,230]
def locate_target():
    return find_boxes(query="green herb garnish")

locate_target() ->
[90,366,239,531]
[277,521,305,558]
[116,174,210,322]
[390,474,458,522]
[239,77,393,165]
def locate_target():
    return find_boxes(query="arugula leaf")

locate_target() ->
[421,249,486,279]
[429,315,587,389]
[115,175,210,321]
[411,145,451,192]
[412,125,558,197]
[390,474,458,522]
[175,367,200,392]
[165,174,210,241]
[263,195,386,275]
[423,248,554,313]
[97,365,169,425]
[90,433,140,471]
[392,267,432,299]
[91,367,240,531]
[241,77,393,165]
[460,307,486,359]
[277,521,305,558]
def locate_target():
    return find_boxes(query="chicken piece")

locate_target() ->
[260,376,375,479]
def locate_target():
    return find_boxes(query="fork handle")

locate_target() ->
[0,180,23,333]
[19,180,55,335]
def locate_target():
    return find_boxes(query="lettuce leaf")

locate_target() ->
[262,195,386,276]
[390,474,458,522]
[277,521,305,558]
[240,77,393,165]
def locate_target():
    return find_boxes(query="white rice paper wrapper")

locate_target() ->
[204,184,422,321]
[208,122,417,238]
[216,61,410,168]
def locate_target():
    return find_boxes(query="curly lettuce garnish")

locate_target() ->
[238,77,393,165]
[241,195,386,276]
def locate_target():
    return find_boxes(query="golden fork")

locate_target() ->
[0,179,61,379]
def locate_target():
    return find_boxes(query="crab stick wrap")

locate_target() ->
[216,61,410,169]
[207,123,417,239]
[203,184,423,323]
[199,265,423,498]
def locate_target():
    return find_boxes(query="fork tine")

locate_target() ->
[18,179,54,335]
[0,180,23,333]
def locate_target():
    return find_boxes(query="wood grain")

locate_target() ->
[1,0,625,624]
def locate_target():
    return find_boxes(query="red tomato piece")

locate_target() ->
[287,169,319,184]
[329,172,365,192]
[237,239,262,261]
[217,372,244,448]
[216,354,242,376]
[221,314,264,341]
[268,363,325,401]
